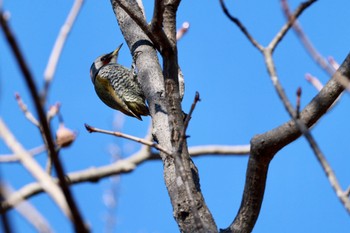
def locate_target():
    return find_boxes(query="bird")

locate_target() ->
[90,43,149,120]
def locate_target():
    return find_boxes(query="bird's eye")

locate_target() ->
[100,56,108,62]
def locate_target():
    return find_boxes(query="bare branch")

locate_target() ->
[329,56,340,70]
[46,102,60,122]
[219,0,263,52]
[1,145,153,212]
[149,145,250,160]
[281,0,335,76]
[84,123,172,156]
[183,91,200,134]
[1,142,249,213]
[1,183,53,233]
[0,118,70,218]
[176,21,190,41]
[15,93,39,127]
[224,52,350,233]
[42,0,84,102]
[0,145,46,163]
[0,10,88,232]
[305,73,324,91]
[296,87,302,119]
[268,0,317,52]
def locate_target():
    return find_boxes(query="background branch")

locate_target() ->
[42,0,84,103]
[0,9,87,232]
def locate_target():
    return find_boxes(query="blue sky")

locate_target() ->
[1,1,350,232]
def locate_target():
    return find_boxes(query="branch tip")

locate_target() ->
[84,123,94,133]
[195,91,201,102]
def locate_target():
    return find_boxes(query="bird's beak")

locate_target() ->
[111,43,123,57]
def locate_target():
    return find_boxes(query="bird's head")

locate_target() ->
[90,43,123,84]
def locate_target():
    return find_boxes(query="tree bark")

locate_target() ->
[109,1,217,232]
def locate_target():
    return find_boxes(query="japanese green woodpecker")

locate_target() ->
[90,43,149,120]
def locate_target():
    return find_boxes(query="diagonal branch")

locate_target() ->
[219,0,263,52]
[221,0,348,231]
[268,0,317,52]
[0,10,88,232]
[0,119,70,218]
[1,183,53,233]
[223,51,350,233]
[42,0,84,103]
[280,0,335,76]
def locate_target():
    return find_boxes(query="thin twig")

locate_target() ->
[15,93,39,126]
[305,73,323,91]
[223,0,350,230]
[281,0,335,76]
[183,91,200,133]
[328,56,340,70]
[219,0,263,52]
[296,87,302,119]
[268,0,317,52]
[1,183,53,233]
[176,22,190,41]
[47,102,60,122]
[0,10,88,232]
[0,145,46,163]
[42,0,84,103]
[264,24,350,216]
[84,123,172,156]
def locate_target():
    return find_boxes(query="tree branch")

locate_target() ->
[1,183,53,233]
[0,10,87,232]
[280,0,335,76]
[219,0,263,52]
[0,119,70,218]
[223,52,350,233]
[1,142,249,213]
[84,123,171,155]
[109,1,218,231]
[220,0,349,231]
[268,0,317,52]
[42,0,84,103]
[113,0,162,52]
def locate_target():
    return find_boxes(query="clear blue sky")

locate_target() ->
[1,1,350,232]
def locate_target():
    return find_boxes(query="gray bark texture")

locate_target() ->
[109,1,218,232]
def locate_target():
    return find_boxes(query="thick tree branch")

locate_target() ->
[109,1,218,232]
[113,0,162,52]
[223,52,350,233]
[220,0,350,231]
